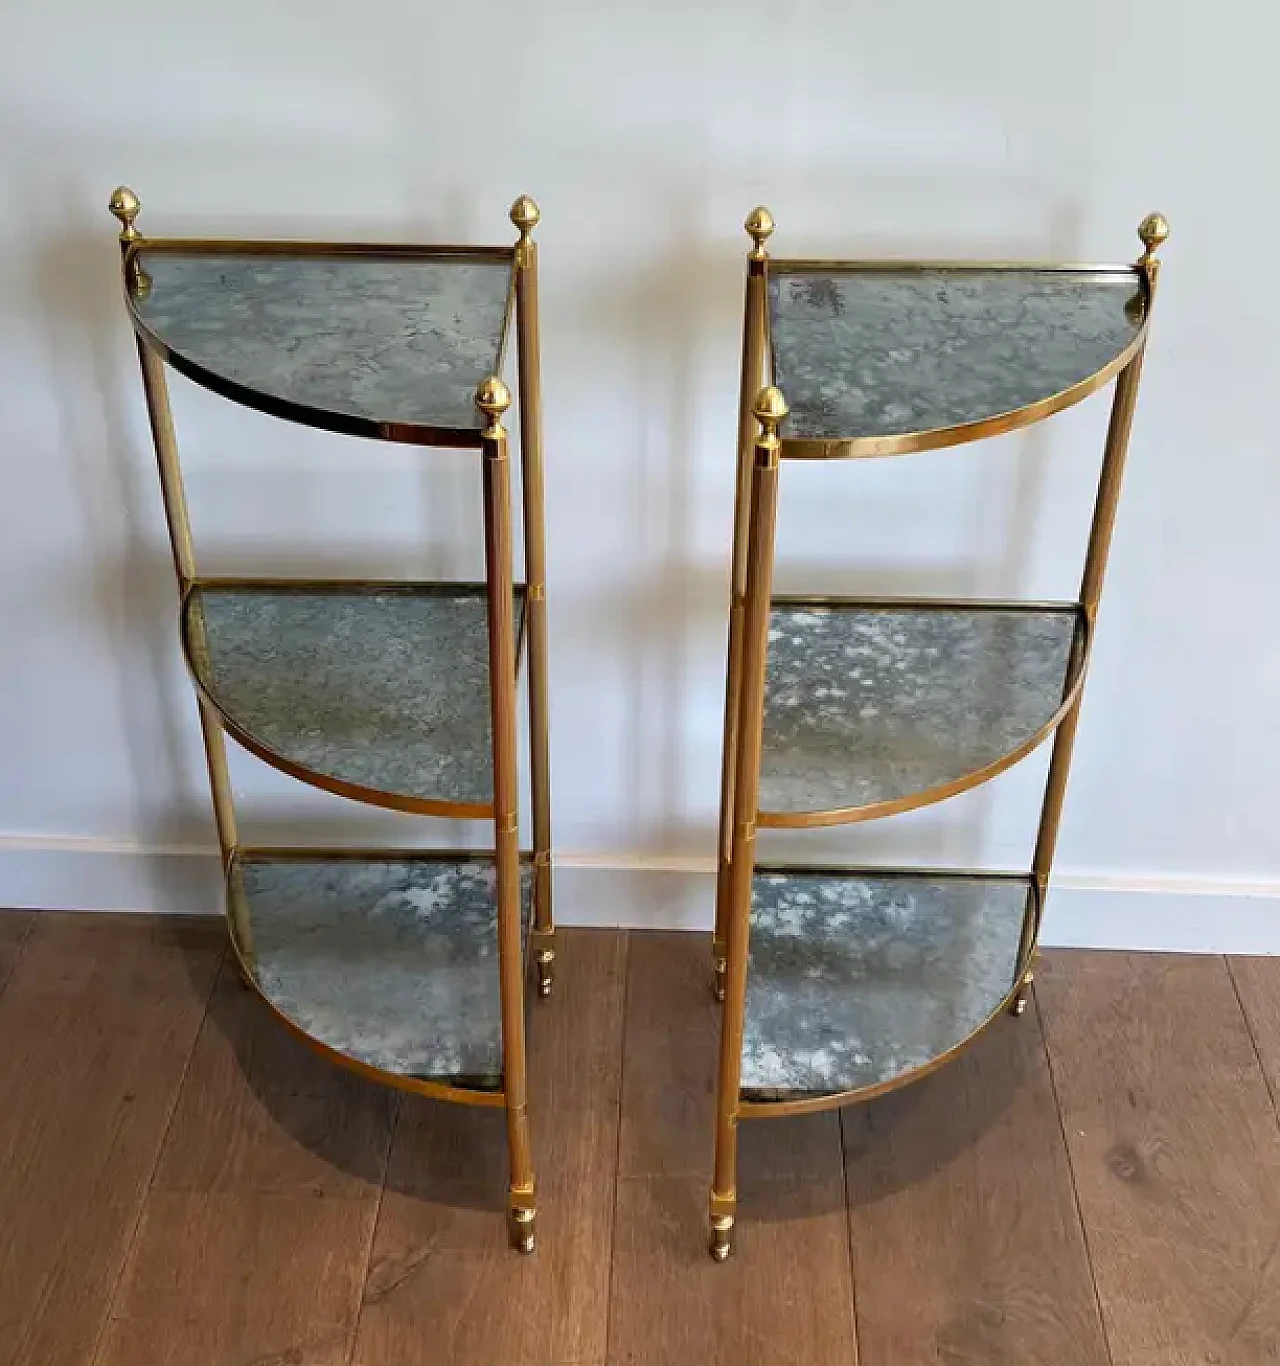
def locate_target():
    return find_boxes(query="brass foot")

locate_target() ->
[709,1213,735,1262]
[1010,973,1033,1017]
[510,1205,536,1255]
[535,947,555,1000]
[712,954,727,1005]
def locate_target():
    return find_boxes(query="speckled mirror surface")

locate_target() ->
[234,856,531,1088]
[742,870,1029,1098]
[132,250,512,432]
[769,268,1143,442]
[186,584,524,808]
[761,604,1078,818]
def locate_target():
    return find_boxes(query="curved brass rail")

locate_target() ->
[124,238,517,450]
[772,269,1150,461]
[180,580,525,822]
[758,609,1091,830]
[738,882,1040,1119]
[224,856,508,1108]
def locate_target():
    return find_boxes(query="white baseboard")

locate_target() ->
[2,839,1279,954]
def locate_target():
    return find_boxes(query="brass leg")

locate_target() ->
[713,224,770,1002]
[709,383,784,1262]
[512,198,555,1004]
[479,376,538,1254]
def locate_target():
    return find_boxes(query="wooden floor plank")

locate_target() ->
[95,1191,377,1366]
[1227,955,1280,1115]
[607,1174,856,1365]
[0,915,222,1366]
[153,965,397,1199]
[1039,949,1280,1364]
[842,1003,1109,1366]
[618,930,840,1181]
[0,910,34,996]
[352,929,628,1366]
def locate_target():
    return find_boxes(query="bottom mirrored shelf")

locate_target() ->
[742,867,1033,1103]
[228,850,531,1094]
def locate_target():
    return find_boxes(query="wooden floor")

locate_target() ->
[2,914,1280,1365]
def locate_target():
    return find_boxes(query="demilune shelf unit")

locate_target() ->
[708,207,1167,1260]
[108,188,555,1253]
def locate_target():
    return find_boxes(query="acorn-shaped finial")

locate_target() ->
[475,375,512,435]
[753,384,788,434]
[510,195,541,248]
[1137,212,1169,267]
[109,186,141,242]
[745,206,775,261]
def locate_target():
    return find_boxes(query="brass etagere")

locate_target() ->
[109,188,555,1252]
[708,207,1167,1259]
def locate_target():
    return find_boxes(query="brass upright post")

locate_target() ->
[110,187,238,874]
[709,386,786,1262]
[511,195,556,1000]
[477,375,537,1253]
[713,208,774,1002]
[1019,213,1168,1016]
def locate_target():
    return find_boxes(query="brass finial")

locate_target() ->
[510,195,541,248]
[745,206,775,261]
[109,186,141,242]
[1137,211,1169,267]
[753,384,788,436]
[475,375,512,437]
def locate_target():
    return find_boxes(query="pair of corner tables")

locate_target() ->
[107,186,1165,1260]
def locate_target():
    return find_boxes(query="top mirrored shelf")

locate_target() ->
[128,245,513,444]
[769,265,1146,456]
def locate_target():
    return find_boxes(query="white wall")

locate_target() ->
[2,0,1278,947]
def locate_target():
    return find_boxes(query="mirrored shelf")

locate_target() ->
[769,265,1145,455]
[740,868,1033,1103]
[128,245,514,444]
[184,581,526,817]
[760,600,1084,826]
[229,851,532,1094]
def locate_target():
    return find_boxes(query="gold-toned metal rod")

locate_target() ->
[1029,215,1166,941]
[511,196,555,1000]
[130,247,240,870]
[713,208,774,1000]
[478,375,537,1254]
[710,384,786,1262]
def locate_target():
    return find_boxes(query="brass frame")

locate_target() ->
[708,208,1167,1260]
[109,187,556,1254]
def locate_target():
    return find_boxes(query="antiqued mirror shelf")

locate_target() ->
[760,599,1085,827]
[126,241,515,444]
[229,851,533,1097]
[740,867,1033,1105]
[768,263,1147,457]
[111,188,554,1252]
[183,580,527,818]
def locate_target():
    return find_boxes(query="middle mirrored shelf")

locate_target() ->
[184,580,525,816]
[759,599,1084,826]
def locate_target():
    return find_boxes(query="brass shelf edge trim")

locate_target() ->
[737,877,1039,1119]
[179,580,532,821]
[758,607,1090,829]
[764,260,1149,460]
[770,258,1139,275]
[224,849,509,1109]
[132,237,516,260]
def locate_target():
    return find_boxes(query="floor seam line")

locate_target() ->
[1225,956,1280,1126]
[86,935,227,1366]
[345,1090,402,1366]
[1034,979,1118,1366]
[603,929,632,1366]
